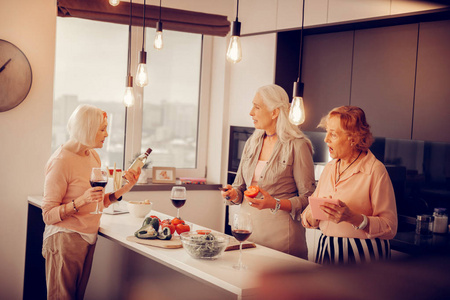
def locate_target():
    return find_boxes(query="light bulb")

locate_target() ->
[109,0,120,6]
[226,36,242,63]
[136,63,148,87]
[289,96,305,125]
[154,31,163,50]
[123,87,135,107]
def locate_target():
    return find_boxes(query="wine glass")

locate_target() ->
[231,212,253,270]
[170,186,186,219]
[89,167,108,214]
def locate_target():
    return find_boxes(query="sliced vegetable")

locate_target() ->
[157,226,172,240]
[244,186,259,198]
[160,221,176,235]
[134,223,158,239]
[196,230,211,235]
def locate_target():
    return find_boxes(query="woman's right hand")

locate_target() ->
[83,187,104,204]
[221,185,237,202]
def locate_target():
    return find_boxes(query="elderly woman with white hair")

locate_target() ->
[42,104,140,300]
[221,84,316,259]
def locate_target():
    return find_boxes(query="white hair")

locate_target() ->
[255,84,312,147]
[67,104,104,147]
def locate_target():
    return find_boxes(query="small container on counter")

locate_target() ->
[416,214,433,235]
[432,208,448,234]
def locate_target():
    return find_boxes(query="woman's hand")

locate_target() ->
[221,185,238,202]
[247,187,275,210]
[122,168,141,192]
[302,206,320,228]
[320,200,356,224]
[83,187,104,204]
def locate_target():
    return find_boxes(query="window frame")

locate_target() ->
[124,27,212,179]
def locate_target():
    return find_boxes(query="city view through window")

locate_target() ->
[52,18,202,172]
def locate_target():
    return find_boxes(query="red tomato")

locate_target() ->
[244,186,259,198]
[160,223,176,235]
[176,223,190,235]
[172,218,185,226]
[196,230,211,235]
[150,215,161,223]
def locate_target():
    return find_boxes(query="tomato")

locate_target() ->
[244,186,259,198]
[196,230,211,235]
[172,217,184,226]
[150,215,161,223]
[175,223,190,235]
[160,223,176,235]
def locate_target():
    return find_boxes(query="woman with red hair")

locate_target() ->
[302,106,397,264]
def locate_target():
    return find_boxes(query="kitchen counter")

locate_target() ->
[25,196,317,300]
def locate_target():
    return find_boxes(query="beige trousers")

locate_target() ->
[42,232,96,300]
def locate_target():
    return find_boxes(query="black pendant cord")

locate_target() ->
[159,0,162,22]
[127,0,132,76]
[336,151,362,183]
[142,0,146,51]
[236,0,239,20]
[297,0,305,82]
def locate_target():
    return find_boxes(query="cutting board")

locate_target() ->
[126,235,183,249]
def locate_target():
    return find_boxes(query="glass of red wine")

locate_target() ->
[231,212,253,270]
[89,167,108,214]
[170,186,186,219]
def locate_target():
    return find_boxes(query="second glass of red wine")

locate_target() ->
[231,212,253,270]
[170,186,186,219]
[89,167,108,214]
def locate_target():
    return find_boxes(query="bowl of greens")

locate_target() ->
[180,231,230,260]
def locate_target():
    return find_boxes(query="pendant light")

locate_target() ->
[109,0,120,6]
[289,0,306,125]
[136,0,148,87]
[154,0,163,50]
[227,0,242,63]
[123,0,135,107]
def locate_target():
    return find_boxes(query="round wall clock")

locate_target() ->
[0,39,33,112]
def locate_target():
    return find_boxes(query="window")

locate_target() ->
[52,17,208,178]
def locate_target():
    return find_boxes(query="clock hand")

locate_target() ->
[0,58,12,73]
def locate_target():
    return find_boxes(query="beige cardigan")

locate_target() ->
[232,130,316,258]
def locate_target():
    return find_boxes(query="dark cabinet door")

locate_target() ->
[301,31,354,131]
[351,24,418,139]
[413,20,450,143]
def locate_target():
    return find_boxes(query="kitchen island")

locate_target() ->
[25,196,317,300]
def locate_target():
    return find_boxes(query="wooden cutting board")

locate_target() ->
[126,235,183,249]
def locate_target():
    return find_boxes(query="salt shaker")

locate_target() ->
[432,208,448,234]
[416,215,433,235]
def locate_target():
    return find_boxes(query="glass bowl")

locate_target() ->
[180,231,230,260]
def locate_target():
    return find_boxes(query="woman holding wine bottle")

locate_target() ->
[41,104,140,300]
[221,84,316,259]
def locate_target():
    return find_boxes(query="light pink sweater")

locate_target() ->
[42,147,112,234]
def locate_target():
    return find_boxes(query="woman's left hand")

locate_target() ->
[320,200,355,224]
[122,168,141,192]
[246,187,276,210]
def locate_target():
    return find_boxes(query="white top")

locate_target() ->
[29,195,317,299]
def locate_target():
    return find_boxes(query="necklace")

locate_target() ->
[336,151,362,183]
[266,132,277,138]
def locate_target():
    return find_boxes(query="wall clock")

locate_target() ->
[0,39,33,112]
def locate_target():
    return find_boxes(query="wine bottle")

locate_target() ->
[123,148,152,178]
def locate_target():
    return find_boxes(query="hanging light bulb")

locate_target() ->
[136,0,148,87]
[227,0,242,63]
[154,21,163,50]
[124,76,135,107]
[289,82,306,125]
[109,0,120,6]
[289,0,306,125]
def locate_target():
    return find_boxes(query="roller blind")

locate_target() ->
[57,0,230,37]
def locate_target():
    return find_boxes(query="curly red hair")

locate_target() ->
[318,106,373,152]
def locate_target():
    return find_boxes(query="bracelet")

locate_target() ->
[270,198,281,214]
[109,192,122,202]
[353,214,368,230]
[72,199,79,212]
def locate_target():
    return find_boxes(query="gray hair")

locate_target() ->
[67,104,104,147]
[256,84,312,147]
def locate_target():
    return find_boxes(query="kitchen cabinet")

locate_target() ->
[301,31,354,131]
[351,24,418,140]
[413,20,450,143]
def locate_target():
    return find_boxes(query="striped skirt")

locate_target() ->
[315,233,391,265]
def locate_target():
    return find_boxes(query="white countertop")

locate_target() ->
[28,195,317,299]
